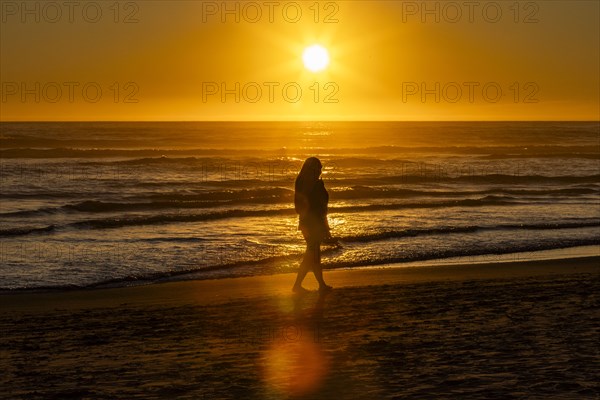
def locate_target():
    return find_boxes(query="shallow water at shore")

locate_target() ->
[1,121,599,289]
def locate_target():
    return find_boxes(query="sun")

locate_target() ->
[302,45,330,72]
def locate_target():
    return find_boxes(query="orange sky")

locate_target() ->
[1,1,598,121]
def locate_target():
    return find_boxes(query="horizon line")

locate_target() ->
[1,120,599,123]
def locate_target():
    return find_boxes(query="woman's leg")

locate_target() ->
[311,242,330,290]
[292,248,311,291]
[293,228,332,292]
[293,237,317,291]
[310,241,331,291]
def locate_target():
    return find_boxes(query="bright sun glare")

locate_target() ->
[302,45,330,72]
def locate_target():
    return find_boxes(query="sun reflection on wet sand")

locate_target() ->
[261,290,331,396]
[262,332,329,396]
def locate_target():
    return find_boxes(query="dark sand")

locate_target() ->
[1,256,599,399]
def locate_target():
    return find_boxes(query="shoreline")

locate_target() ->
[2,254,598,312]
[1,244,598,296]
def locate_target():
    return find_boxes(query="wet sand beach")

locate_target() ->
[1,256,599,399]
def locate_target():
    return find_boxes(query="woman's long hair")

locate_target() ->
[294,157,322,213]
[295,157,322,192]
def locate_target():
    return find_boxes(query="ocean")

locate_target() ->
[0,121,599,290]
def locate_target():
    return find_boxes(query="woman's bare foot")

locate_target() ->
[318,284,333,293]
[292,286,310,294]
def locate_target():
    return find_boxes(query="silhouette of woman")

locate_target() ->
[292,157,333,293]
